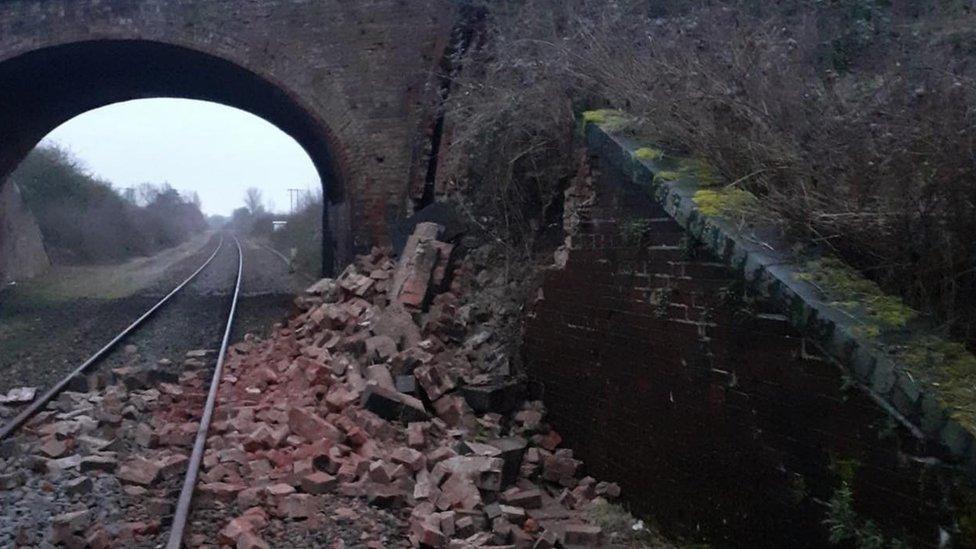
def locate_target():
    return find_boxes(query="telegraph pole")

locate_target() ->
[287,188,302,213]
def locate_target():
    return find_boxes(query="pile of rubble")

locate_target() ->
[0,346,218,548]
[186,222,636,548]
[0,222,654,548]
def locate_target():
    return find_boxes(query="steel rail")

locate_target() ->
[256,240,315,282]
[166,235,243,549]
[0,235,226,441]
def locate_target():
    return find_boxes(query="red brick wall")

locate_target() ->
[523,154,958,546]
[0,0,457,269]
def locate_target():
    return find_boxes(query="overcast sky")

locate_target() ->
[41,98,320,217]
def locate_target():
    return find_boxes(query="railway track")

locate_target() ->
[167,235,242,549]
[0,233,244,548]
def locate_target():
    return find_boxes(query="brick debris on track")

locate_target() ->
[0,237,243,548]
[0,224,673,548]
[169,223,666,548]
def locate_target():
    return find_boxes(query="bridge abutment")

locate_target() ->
[0,0,457,273]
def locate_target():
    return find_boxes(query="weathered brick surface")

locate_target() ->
[0,0,457,270]
[523,154,960,546]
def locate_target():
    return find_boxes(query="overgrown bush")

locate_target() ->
[445,0,976,346]
[440,1,580,256]
[12,145,207,264]
[267,189,323,277]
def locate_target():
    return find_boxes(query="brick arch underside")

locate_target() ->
[0,39,347,273]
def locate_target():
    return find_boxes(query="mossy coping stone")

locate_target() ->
[583,114,976,477]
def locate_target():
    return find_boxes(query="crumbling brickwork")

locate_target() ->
[523,147,961,546]
[0,0,457,269]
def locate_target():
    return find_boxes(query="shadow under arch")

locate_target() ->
[0,39,346,274]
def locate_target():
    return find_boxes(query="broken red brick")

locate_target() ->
[366,483,406,509]
[200,482,246,502]
[391,447,426,472]
[300,471,338,494]
[360,383,429,423]
[501,487,543,509]
[277,493,315,519]
[406,422,427,449]
[287,407,343,443]
[117,457,161,486]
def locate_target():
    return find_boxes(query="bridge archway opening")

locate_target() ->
[0,39,347,274]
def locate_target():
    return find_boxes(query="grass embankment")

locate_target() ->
[12,145,207,265]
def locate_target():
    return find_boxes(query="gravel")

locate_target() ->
[0,234,306,395]
[0,233,309,547]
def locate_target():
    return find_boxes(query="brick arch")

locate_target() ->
[0,39,348,272]
[0,0,457,272]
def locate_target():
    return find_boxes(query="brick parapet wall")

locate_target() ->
[522,125,973,545]
[585,124,976,462]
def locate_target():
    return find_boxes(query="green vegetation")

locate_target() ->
[791,257,976,430]
[902,337,976,431]
[245,189,323,278]
[647,287,673,319]
[795,258,915,337]
[903,338,976,378]
[823,457,906,548]
[823,484,886,549]
[634,147,663,161]
[438,1,974,545]
[649,158,722,187]
[446,0,976,350]
[620,218,652,245]
[654,171,681,183]
[693,188,761,220]
[581,109,630,131]
[12,146,206,264]
[586,498,672,547]
[677,158,721,187]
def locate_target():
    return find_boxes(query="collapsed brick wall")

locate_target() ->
[522,148,960,546]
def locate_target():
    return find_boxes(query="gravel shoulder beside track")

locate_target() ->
[0,235,310,548]
[0,234,308,397]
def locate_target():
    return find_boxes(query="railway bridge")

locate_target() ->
[0,0,457,271]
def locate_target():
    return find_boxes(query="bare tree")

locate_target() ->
[136,182,161,206]
[244,187,264,215]
[186,191,202,211]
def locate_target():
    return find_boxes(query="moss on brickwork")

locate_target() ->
[648,156,722,188]
[795,257,976,432]
[795,258,914,336]
[901,337,976,431]
[654,170,682,182]
[634,147,664,161]
[620,218,652,245]
[693,187,761,219]
[679,158,722,187]
[582,109,630,132]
